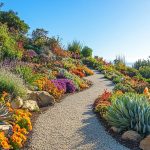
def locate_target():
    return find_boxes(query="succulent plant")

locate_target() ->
[0,103,12,122]
[106,93,150,135]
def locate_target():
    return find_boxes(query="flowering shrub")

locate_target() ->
[93,90,112,117]
[58,69,89,90]
[71,69,85,78]
[10,109,32,149]
[35,77,64,99]
[82,66,94,76]
[0,132,10,149]
[0,93,32,150]
[52,79,76,93]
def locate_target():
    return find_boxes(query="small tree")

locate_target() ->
[32,28,48,41]
[0,10,29,34]
[32,28,49,47]
[81,46,93,57]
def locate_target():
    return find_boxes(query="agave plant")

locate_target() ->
[0,103,12,122]
[106,93,150,135]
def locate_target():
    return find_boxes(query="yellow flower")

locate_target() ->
[6,102,11,107]
[1,140,10,149]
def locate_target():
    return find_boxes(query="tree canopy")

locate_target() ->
[81,46,93,57]
[0,24,22,59]
[0,10,29,34]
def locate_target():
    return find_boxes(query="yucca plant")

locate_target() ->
[106,93,150,135]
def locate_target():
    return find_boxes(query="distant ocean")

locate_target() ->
[126,62,134,67]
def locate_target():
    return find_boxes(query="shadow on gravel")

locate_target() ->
[71,105,106,150]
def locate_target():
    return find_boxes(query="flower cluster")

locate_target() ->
[93,90,112,117]
[81,66,94,76]
[144,87,150,99]
[52,79,76,93]
[0,132,10,149]
[10,124,28,149]
[0,96,32,150]
[35,77,64,99]
[14,109,32,131]
[58,69,89,90]
[71,69,85,78]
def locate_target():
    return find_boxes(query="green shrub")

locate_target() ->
[68,40,82,53]
[0,24,22,59]
[15,65,42,85]
[114,83,135,93]
[106,93,150,135]
[113,76,123,84]
[126,67,138,77]
[133,58,150,70]
[139,66,150,79]
[81,46,93,57]
[0,69,27,97]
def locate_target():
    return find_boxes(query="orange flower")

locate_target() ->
[1,140,10,149]
[8,107,14,112]
[13,124,21,132]
[2,91,8,98]
[20,128,28,134]
[144,87,149,94]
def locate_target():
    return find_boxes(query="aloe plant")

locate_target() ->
[106,93,150,135]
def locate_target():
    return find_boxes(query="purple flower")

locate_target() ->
[51,79,76,93]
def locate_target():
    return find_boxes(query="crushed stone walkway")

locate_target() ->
[26,70,130,150]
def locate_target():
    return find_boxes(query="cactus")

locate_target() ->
[106,93,150,135]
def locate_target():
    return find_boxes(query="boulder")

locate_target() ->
[29,91,55,107]
[0,125,12,134]
[140,135,150,150]
[11,97,23,109]
[23,100,39,111]
[110,126,122,133]
[121,130,142,141]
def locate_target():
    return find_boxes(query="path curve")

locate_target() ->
[27,71,130,150]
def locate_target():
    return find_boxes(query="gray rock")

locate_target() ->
[110,126,122,133]
[0,125,12,134]
[29,91,55,107]
[121,130,142,141]
[23,100,39,111]
[11,97,23,109]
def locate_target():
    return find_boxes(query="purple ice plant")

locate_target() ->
[51,79,76,93]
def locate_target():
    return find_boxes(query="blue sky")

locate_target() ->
[2,0,150,62]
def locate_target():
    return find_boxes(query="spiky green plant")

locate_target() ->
[106,93,150,135]
[0,103,12,122]
[68,40,82,53]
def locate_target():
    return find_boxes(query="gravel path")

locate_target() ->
[27,70,130,150]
